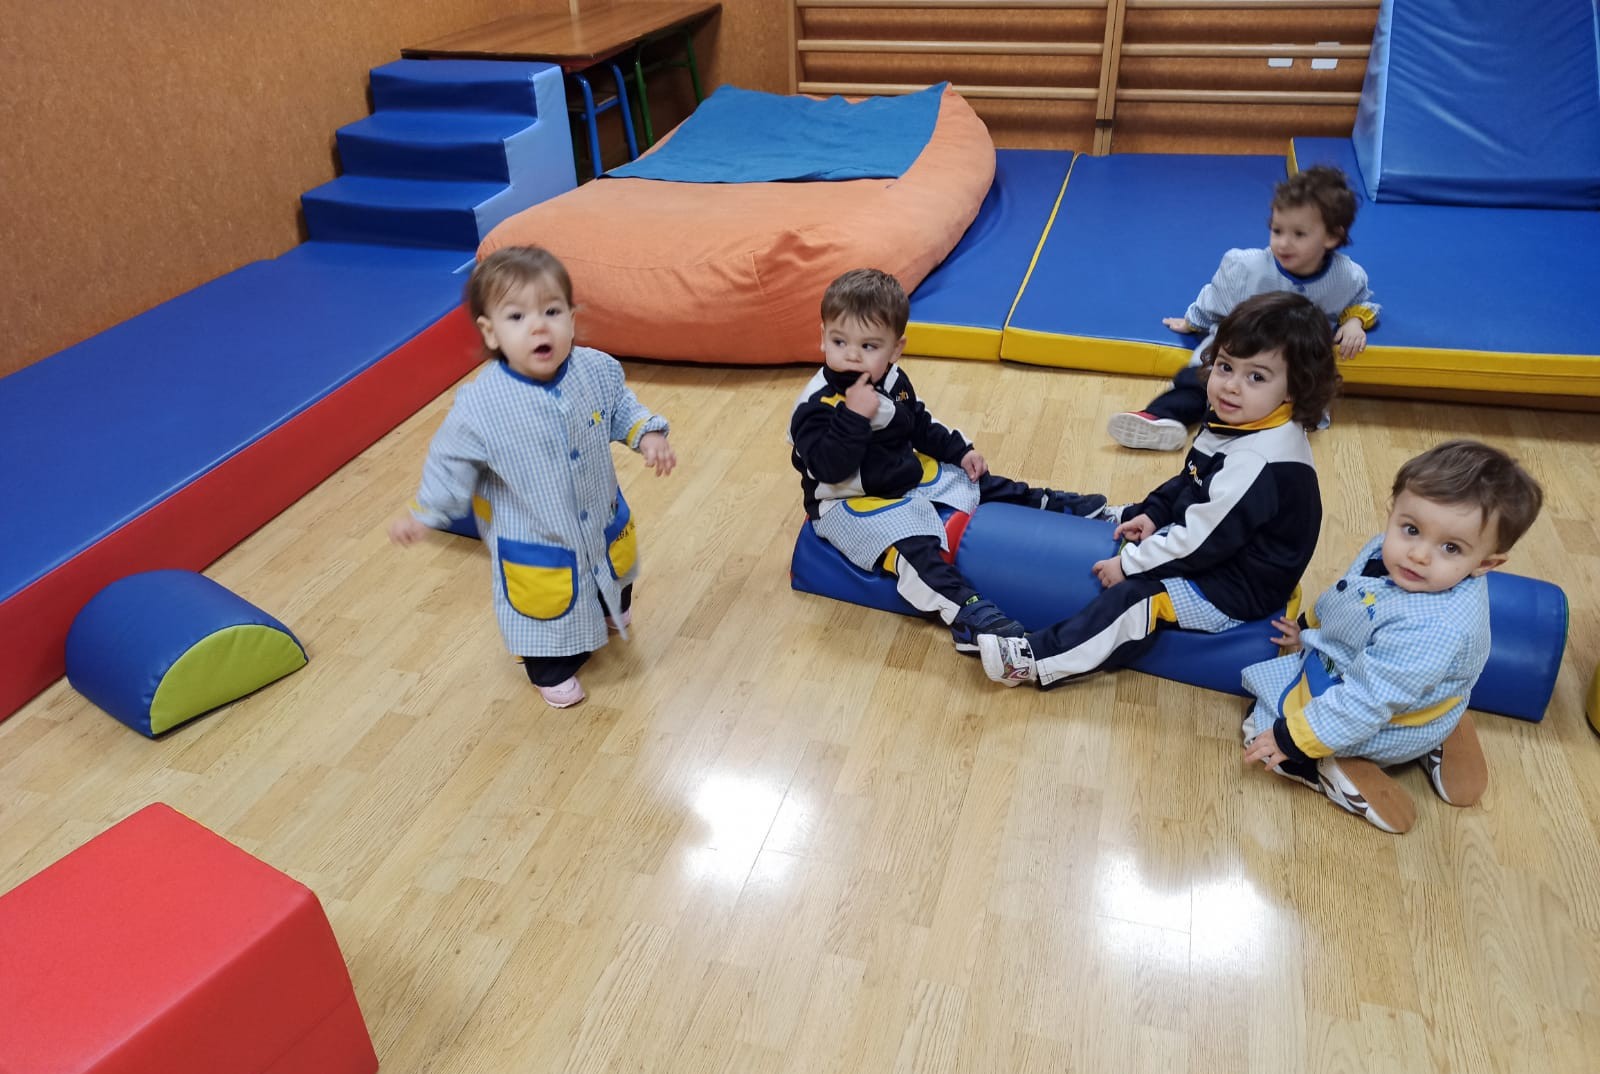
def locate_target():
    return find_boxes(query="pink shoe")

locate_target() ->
[605,608,633,632]
[538,676,586,709]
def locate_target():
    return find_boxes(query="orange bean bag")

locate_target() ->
[478,87,995,365]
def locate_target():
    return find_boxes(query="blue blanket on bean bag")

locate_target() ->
[606,82,946,183]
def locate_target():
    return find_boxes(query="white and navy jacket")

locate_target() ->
[788,363,971,520]
[1118,413,1320,622]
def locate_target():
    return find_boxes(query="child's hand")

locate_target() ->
[844,373,879,418]
[1113,514,1157,542]
[959,450,988,481]
[1162,316,1196,334]
[639,431,676,476]
[1243,731,1288,770]
[388,515,430,546]
[1270,616,1303,652]
[1091,555,1125,588]
[1334,319,1367,359]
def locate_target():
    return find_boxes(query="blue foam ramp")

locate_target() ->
[0,242,470,608]
[1000,153,1286,374]
[1353,0,1600,209]
[907,149,1072,360]
[1292,137,1600,380]
[305,60,575,250]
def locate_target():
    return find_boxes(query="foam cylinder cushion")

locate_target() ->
[955,504,1566,721]
[65,570,307,736]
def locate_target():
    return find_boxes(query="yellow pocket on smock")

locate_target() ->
[604,494,637,579]
[498,539,577,620]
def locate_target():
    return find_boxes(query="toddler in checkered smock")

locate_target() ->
[390,247,676,710]
[1241,440,1543,834]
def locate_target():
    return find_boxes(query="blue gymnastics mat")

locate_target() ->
[999,149,1600,397]
[1000,153,1286,376]
[0,242,471,607]
[1292,137,1600,395]
[907,149,1072,361]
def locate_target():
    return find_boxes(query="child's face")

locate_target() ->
[820,315,904,383]
[1381,490,1506,593]
[476,279,575,381]
[1269,203,1341,277]
[1205,345,1291,426]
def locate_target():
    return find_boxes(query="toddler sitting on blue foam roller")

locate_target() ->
[1240,440,1545,835]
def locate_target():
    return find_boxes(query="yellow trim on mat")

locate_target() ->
[1001,153,1079,334]
[997,329,1600,397]
[905,322,1002,361]
[999,329,1193,377]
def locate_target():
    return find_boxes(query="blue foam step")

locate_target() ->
[302,175,506,250]
[336,111,537,182]
[371,59,550,115]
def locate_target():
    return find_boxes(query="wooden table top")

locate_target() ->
[401,1,721,67]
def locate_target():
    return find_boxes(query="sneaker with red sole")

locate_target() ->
[1107,411,1188,452]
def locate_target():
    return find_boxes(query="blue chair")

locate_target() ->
[568,60,638,180]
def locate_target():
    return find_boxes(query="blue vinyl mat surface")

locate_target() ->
[0,243,471,603]
[907,148,1071,355]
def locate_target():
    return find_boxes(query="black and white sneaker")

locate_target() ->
[950,598,1023,653]
[977,633,1038,686]
[1316,757,1416,834]
[1040,490,1110,517]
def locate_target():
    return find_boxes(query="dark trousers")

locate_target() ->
[522,584,632,687]
[1028,576,1173,689]
[1143,365,1208,426]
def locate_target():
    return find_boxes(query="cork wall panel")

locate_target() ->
[1,0,567,377]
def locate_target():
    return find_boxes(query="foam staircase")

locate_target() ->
[302,59,576,251]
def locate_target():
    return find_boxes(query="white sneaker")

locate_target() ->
[977,634,1037,687]
[1316,757,1416,833]
[1107,411,1188,452]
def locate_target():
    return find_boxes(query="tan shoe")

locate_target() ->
[1420,716,1487,807]
[1317,757,1417,834]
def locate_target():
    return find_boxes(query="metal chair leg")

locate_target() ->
[609,62,640,161]
[572,71,602,180]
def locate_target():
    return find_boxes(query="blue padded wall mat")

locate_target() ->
[907,149,1071,357]
[1003,153,1285,365]
[1294,138,1600,358]
[0,242,471,604]
[1352,0,1600,209]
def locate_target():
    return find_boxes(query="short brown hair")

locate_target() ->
[821,268,909,337]
[467,246,574,322]
[1392,440,1544,552]
[1273,165,1359,248]
[1201,292,1340,429]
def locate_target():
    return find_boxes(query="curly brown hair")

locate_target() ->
[1272,165,1359,248]
[1200,292,1340,429]
[821,268,910,336]
[1392,440,1544,552]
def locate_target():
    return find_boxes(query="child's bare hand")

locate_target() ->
[1243,731,1288,770]
[1113,514,1157,542]
[639,431,676,476]
[388,515,430,546]
[1334,319,1367,359]
[844,373,879,418]
[1270,616,1302,651]
[1091,555,1125,588]
[1162,316,1196,334]
[960,450,988,480]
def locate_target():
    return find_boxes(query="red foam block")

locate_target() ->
[0,803,378,1074]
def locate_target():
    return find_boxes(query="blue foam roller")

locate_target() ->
[954,504,1279,696]
[65,570,307,736]
[790,520,916,617]
[1472,572,1567,722]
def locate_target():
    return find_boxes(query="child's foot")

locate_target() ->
[538,676,586,709]
[1039,489,1109,517]
[1107,411,1187,452]
[605,608,633,632]
[1316,757,1416,834]
[949,598,1024,653]
[1420,716,1487,806]
[1243,703,1322,790]
[977,633,1037,686]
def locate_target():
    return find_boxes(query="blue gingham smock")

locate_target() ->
[1242,535,1491,766]
[409,348,668,659]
